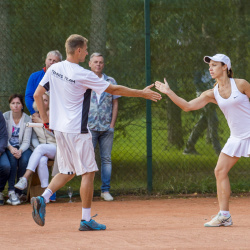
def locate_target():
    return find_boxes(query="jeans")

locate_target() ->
[6,148,32,194]
[90,128,114,192]
[0,152,11,192]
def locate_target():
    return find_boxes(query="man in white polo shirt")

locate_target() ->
[32,34,161,231]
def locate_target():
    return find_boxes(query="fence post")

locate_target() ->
[144,0,152,193]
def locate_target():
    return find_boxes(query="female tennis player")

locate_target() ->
[155,54,250,227]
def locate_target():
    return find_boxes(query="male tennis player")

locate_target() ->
[31,34,161,231]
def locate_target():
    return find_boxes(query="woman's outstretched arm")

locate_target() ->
[155,78,216,112]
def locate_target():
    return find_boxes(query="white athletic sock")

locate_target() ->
[82,208,91,221]
[220,210,230,217]
[42,188,53,203]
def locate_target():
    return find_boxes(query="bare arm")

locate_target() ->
[155,78,216,112]
[33,85,49,123]
[105,83,162,102]
[110,98,118,128]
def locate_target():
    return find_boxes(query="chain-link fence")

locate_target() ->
[0,0,249,197]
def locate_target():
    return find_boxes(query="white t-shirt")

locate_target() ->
[39,60,110,133]
[9,120,20,147]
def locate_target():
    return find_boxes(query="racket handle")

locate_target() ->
[26,122,44,128]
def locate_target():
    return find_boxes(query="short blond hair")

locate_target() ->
[65,34,88,55]
[33,92,49,112]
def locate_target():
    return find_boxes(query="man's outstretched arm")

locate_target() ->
[105,83,162,102]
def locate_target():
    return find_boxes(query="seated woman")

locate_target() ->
[3,94,33,205]
[15,93,57,196]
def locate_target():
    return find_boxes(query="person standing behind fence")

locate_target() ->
[88,53,120,201]
[3,94,33,205]
[25,50,62,117]
[31,34,161,231]
[0,111,9,205]
[183,70,221,156]
[155,54,250,227]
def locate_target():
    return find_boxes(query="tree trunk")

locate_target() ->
[89,0,108,56]
[166,98,184,149]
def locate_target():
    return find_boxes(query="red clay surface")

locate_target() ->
[1,196,250,250]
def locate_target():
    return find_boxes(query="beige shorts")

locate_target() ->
[54,131,98,176]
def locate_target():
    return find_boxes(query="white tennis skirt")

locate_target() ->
[222,136,250,157]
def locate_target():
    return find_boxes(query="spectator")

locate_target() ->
[0,111,9,205]
[3,94,33,205]
[25,50,62,116]
[88,52,120,201]
[15,93,57,198]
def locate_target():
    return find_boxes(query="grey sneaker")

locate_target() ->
[101,192,114,201]
[14,177,28,190]
[7,191,21,205]
[0,192,4,205]
[204,212,233,227]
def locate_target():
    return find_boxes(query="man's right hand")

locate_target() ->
[142,84,162,102]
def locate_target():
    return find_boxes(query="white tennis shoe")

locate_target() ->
[14,177,28,190]
[101,192,114,201]
[204,212,233,227]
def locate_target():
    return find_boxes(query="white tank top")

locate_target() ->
[214,78,250,139]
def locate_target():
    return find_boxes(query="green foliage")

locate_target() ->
[0,0,249,196]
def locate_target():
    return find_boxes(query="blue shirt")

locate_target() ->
[88,73,120,131]
[25,68,45,114]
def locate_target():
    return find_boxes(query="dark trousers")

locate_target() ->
[0,152,11,192]
[5,148,32,194]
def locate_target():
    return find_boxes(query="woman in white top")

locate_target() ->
[15,93,57,193]
[155,54,250,227]
[3,94,32,205]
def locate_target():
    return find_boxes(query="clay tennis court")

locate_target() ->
[1,195,250,249]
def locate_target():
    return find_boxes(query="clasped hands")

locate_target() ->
[9,146,22,159]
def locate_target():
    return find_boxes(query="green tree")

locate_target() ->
[0,1,12,109]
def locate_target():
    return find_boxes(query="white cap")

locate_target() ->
[203,54,231,70]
